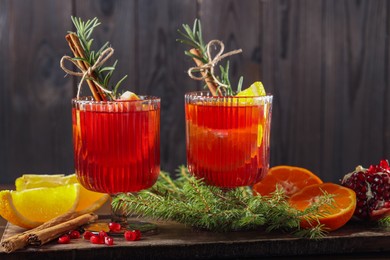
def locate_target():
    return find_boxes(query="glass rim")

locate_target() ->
[72,95,160,104]
[185,90,273,99]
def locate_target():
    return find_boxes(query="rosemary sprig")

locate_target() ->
[112,166,334,238]
[70,16,127,100]
[177,19,243,96]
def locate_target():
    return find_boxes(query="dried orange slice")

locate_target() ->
[253,165,323,197]
[288,183,356,231]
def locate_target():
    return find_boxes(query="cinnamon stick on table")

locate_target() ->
[28,213,97,246]
[1,212,97,253]
[189,48,222,97]
[65,33,106,101]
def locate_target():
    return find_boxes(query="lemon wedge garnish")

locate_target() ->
[236,81,266,97]
[120,91,140,100]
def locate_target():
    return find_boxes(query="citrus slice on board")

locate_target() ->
[0,191,42,229]
[253,165,323,197]
[288,183,356,231]
[15,174,109,214]
[0,184,80,228]
[15,174,74,190]
[236,81,266,97]
[76,187,110,213]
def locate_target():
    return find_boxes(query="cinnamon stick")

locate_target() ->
[1,211,96,253]
[189,48,221,96]
[65,33,106,101]
[28,213,97,246]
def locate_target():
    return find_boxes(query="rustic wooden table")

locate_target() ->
[1,185,390,259]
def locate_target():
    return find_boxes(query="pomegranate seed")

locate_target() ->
[104,236,114,246]
[99,231,108,238]
[109,222,121,232]
[83,231,93,240]
[380,160,389,169]
[58,235,70,244]
[124,230,136,241]
[133,230,142,240]
[69,230,80,239]
[90,235,102,244]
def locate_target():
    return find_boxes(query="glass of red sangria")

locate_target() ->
[72,96,160,233]
[185,91,272,188]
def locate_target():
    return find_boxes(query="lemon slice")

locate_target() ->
[236,81,266,97]
[120,91,140,100]
[15,174,109,214]
[15,174,74,190]
[0,184,80,228]
[0,190,42,228]
[76,187,110,213]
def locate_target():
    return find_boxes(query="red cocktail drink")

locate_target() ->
[185,91,272,188]
[72,96,160,194]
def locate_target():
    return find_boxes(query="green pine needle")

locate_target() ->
[378,216,390,227]
[112,166,332,238]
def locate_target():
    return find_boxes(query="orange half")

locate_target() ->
[288,183,356,231]
[253,165,323,197]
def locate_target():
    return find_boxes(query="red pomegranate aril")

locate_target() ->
[90,235,102,244]
[133,230,142,240]
[69,230,81,239]
[357,173,365,181]
[104,236,114,246]
[124,230,136,241]
[109,222,121,232]
[99,231,108,238]
[58,235,70,244]
[83,231,93,240]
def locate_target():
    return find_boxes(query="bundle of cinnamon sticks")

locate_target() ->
[1,211,97,253]
[65,33,106,101]
[189,48,221,96]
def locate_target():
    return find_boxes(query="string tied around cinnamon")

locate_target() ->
[187,40,242,89]
[60,47,114,98]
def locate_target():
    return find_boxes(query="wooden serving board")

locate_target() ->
[1,218,390,259]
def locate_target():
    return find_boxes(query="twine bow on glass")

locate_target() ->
[60,47,114,98]
[187,40,242,89]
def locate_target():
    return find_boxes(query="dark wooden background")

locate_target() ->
[0,0,389,184]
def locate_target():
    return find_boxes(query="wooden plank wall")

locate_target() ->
[0,0,389,184]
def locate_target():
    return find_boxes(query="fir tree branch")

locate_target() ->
[112,167,333,238]
[378,216,390,227]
